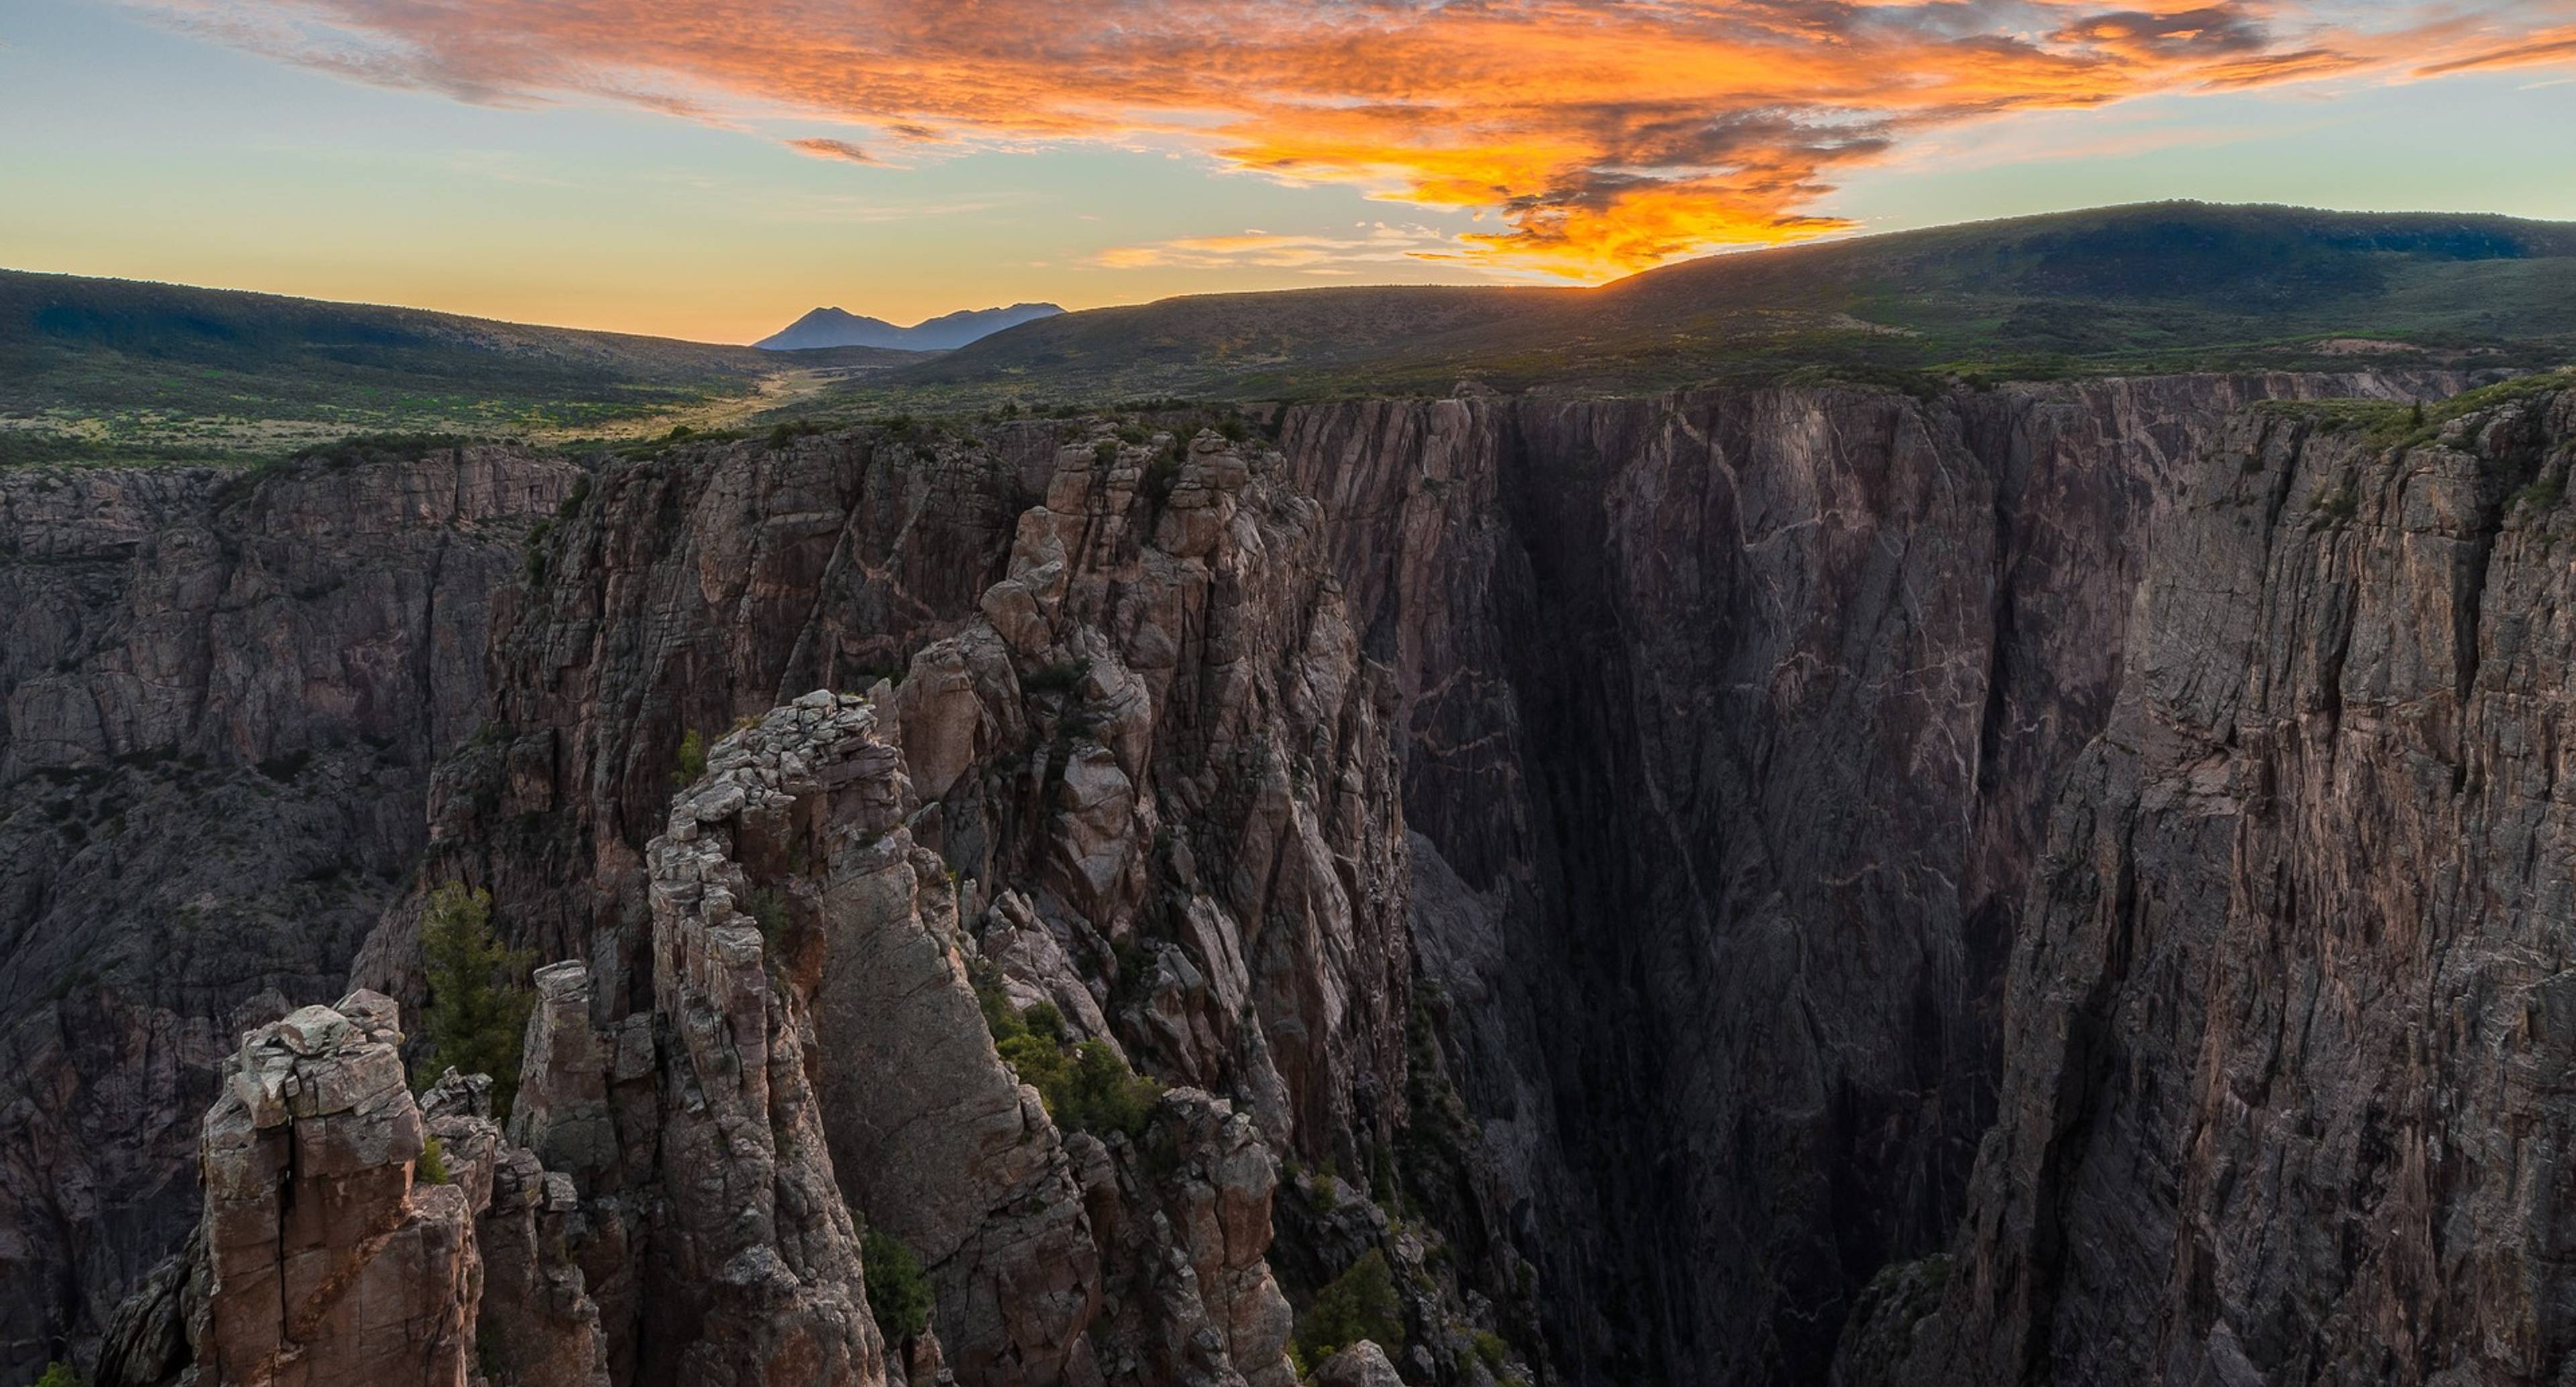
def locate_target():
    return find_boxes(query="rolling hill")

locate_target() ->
[867,203,2576,405]
[9,203,2574,465]
[0,270,924,464]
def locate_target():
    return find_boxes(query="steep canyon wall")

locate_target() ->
[3,370,2532,1387]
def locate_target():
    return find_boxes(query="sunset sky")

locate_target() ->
[7,0,2575,343]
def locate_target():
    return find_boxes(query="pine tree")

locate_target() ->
[416,883,535,1120]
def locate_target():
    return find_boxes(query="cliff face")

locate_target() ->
[1852,386,2576,1386]
[1277,374,2459,1382]
[14,368,2548,1387]
[0,450,577,1379]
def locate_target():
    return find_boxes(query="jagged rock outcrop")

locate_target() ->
[193,992,478,1387]
[89,997,614,1387]
[131,991,613,1387]
[492,684,1302,1387]
[387,419,1415,1383]
[1073,1089,1296,1387]
[421,1068,614,1387]
[401,423,1411,1177]
[1846,384,2576,1384]
[0,448,578,1381]
[639,696,890,1387]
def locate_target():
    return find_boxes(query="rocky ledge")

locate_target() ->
[99,990,608,1387]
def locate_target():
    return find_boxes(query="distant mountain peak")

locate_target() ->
[755,301,1065,352]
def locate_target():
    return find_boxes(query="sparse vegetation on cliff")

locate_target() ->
[976,975,1161,1138]
[861,1227,934,1343]
[1295,1249,1406,1364]
[672,728,708,783]
[417,1133,451,1184]
[416,883,535,1120]
[2259,369,2576,453]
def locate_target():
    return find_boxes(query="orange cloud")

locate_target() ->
[2416,26,2576,76]
[139,1,2576,279]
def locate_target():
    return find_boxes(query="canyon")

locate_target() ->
[5,366,2572,1385]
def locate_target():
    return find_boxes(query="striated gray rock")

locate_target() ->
[1277,372,2474,1383]
[812,820,1102,1387]
[1851,384,2576,1385]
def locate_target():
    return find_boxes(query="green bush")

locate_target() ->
[416,883,537,1121]
[28,1362,80,1387]
[1056,1040,1159,1137]
[767,420,822,450]
[673,728,708,783]
[976,977,1159,1138]
[1295,1249,1405,1364]
[862,1227,934,1342]
[1472,1330,1511,1374]
[418,1133,451,1184]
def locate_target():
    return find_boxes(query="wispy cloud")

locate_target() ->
[1092,223,1453,270]
[786,135,884,165]
[125,1,2576,279]
[2416,27,2576,76]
